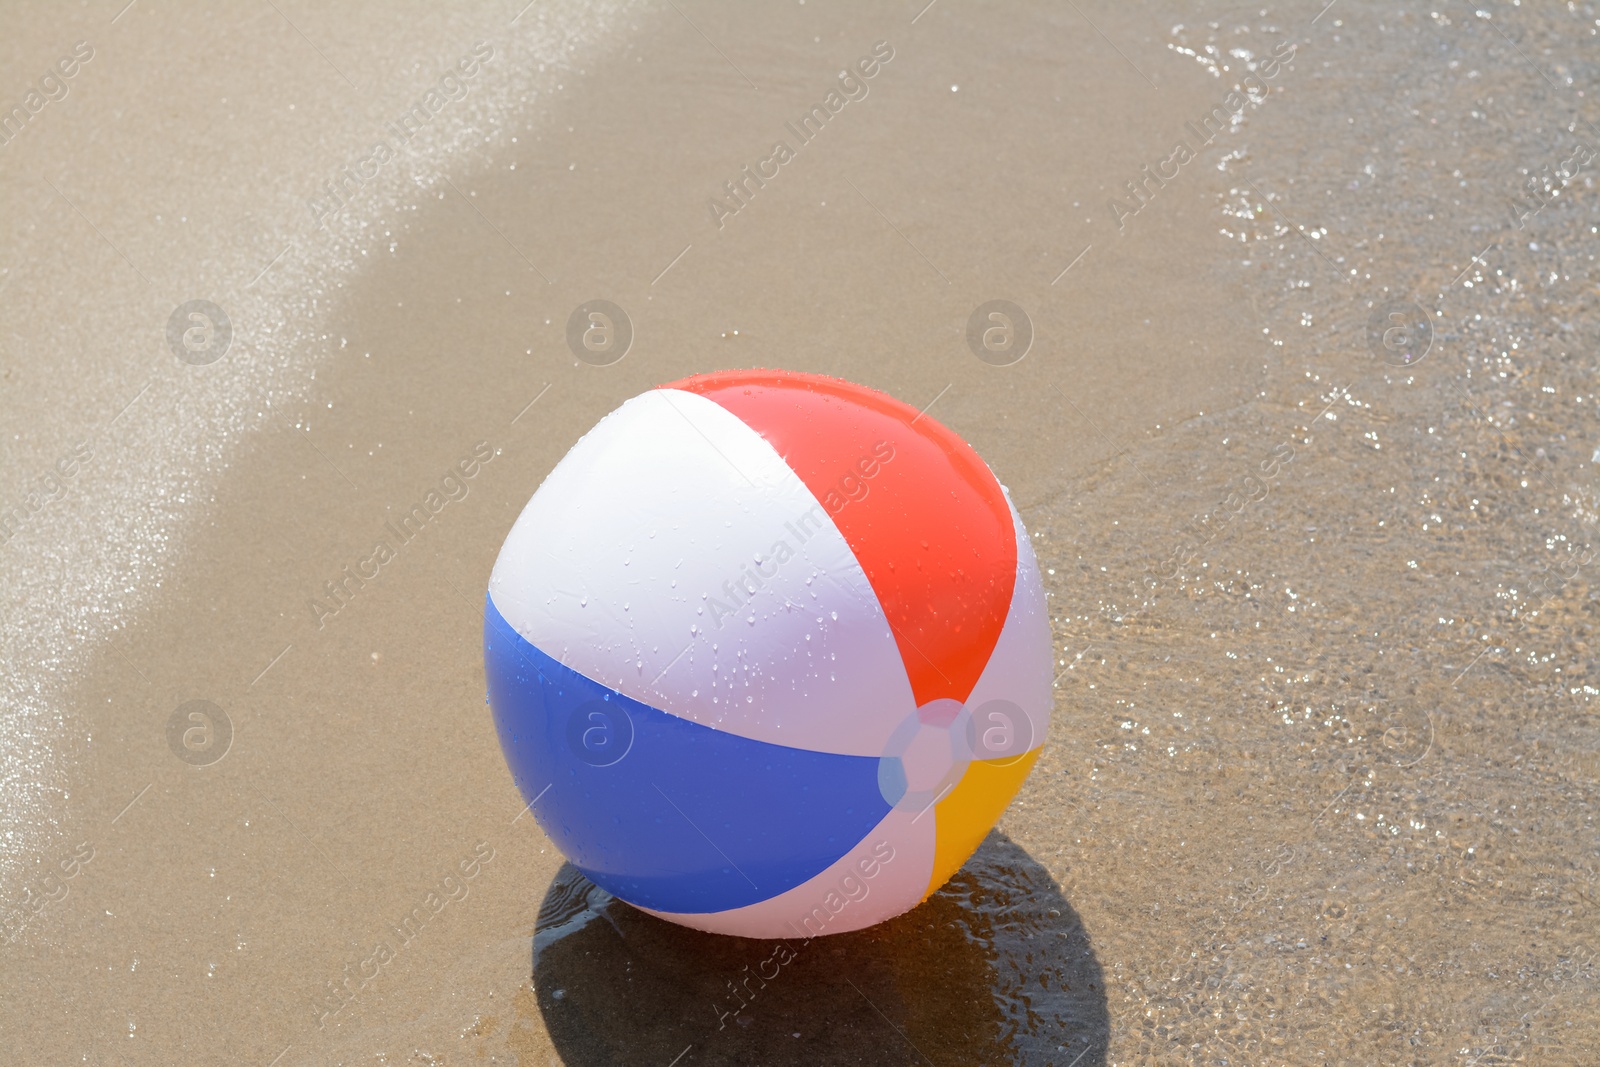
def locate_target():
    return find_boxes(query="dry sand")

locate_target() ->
[2,2,1597,1064]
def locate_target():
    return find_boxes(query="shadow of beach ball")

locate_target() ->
[530,830,1108,1067]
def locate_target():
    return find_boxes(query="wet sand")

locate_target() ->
[3,2,1598,1064]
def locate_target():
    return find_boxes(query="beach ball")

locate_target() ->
[485,369,1051,938]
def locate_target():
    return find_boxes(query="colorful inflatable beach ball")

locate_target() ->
[485,369,1052,938]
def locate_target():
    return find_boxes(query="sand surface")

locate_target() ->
[3,2,1597,1064]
